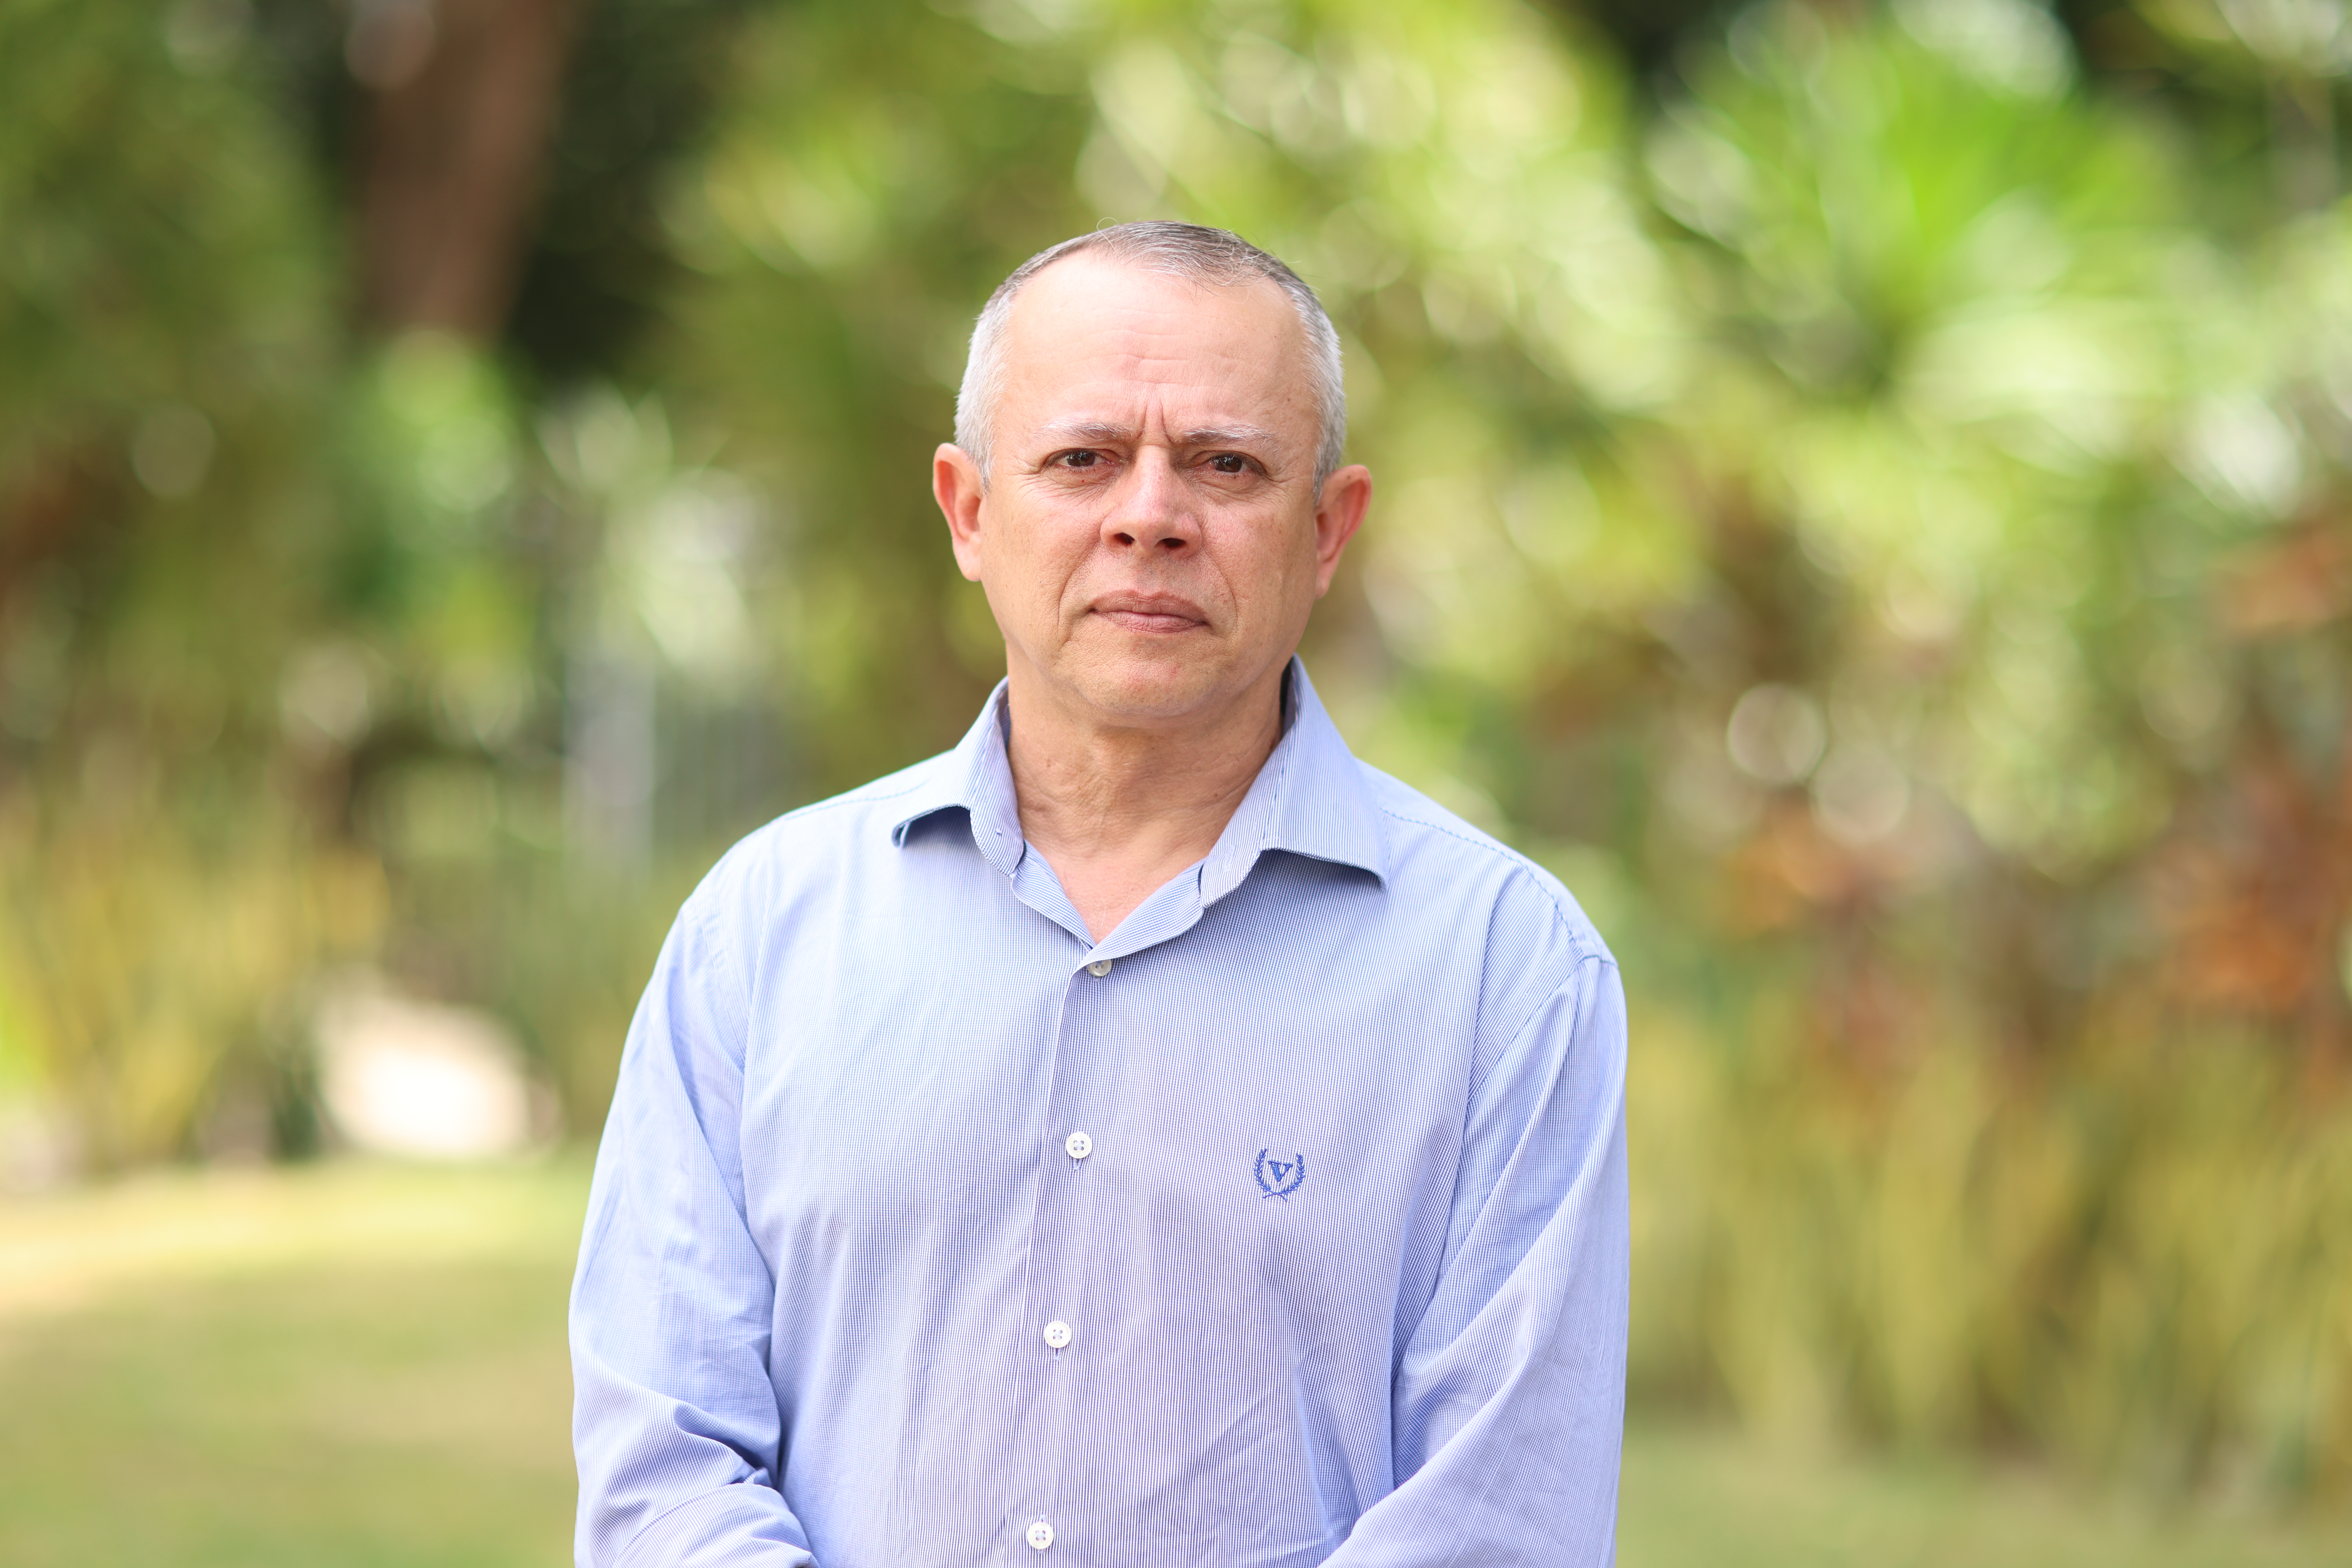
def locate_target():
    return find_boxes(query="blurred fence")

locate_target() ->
[3,0,2350,1500]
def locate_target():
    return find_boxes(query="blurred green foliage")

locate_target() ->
[4,0,2352,1504]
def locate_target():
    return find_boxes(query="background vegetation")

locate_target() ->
[9,1161,2348,1566]
[5,0,2352,1524]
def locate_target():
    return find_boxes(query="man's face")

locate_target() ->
[935,256,1369,731]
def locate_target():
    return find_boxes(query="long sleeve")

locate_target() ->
[1323,951,1631,1567]
[571,882,818,1568]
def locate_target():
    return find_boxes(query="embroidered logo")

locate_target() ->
[1255,1148,1307,1200]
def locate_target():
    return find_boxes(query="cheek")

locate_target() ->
[1222,515,1319,603]
[982,507,1091,624]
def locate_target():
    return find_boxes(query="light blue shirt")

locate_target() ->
[571,660,1629,1568]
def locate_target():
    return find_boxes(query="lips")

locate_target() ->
[1089,594,1207,634]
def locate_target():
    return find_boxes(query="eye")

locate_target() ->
[1055,450,1101,469]
[1208,452,1250,475]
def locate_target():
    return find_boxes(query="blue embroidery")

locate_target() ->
[1255,1148,1306,1200]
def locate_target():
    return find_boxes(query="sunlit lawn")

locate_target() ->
[1,1161,2344,1567]
[0,1162,582,1568]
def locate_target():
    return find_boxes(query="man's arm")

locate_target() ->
[1326,950,1630,1567]
[571,882,817,1568]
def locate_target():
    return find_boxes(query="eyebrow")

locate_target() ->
[1034,419,1135,446]
[1032,419,1283,451]
[1181,424,1281,450]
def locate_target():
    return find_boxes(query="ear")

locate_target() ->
[934,444,988,582]
[1310,464,1372,598]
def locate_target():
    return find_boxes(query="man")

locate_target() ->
[571,222,1628,1568]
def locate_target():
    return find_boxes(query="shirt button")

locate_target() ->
[1042,1319,1073,1350]
[1064,1131,1092,1161]
[1086,959,1112,976]
[1027,1519,1055,1551]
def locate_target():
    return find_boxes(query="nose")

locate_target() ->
[1102,449,1199,557]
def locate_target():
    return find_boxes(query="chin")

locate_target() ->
[1069,656,1230,725]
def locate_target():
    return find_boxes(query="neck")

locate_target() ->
[1003,659,1289,943]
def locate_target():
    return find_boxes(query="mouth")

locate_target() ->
[1088,594,1208,635]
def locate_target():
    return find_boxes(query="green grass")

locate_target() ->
[1618,1426,2348,1568]
[1,1161,2345,1566]
[0,1162,582,1568]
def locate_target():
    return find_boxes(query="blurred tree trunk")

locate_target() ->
[352,0,580,339]
[0,451,107,605]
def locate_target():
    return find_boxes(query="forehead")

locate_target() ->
[994,256,1314,437]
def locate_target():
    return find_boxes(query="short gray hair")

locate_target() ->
[954,222,1348,487]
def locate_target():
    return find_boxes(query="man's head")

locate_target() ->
[933,223,1372,733]
[955,224,1349,488]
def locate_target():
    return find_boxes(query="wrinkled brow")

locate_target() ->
[1180,424,1282,450]
[1033,419,1136,446]
[1033,418,1284,451]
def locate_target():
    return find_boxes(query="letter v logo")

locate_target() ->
[1254,1148,1307,1200]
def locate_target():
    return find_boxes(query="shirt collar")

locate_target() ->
[888,658,1387,895]
[888,679,1026,878]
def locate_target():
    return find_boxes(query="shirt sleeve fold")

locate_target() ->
[1324,950,1630,1568]
[571,882,819,1568]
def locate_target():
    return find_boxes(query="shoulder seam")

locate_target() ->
[1376,803,1603,966]
[1466,946,1619,1115]
[682,861,751,1061]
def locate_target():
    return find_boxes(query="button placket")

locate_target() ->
[1006,966,1117,1556]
